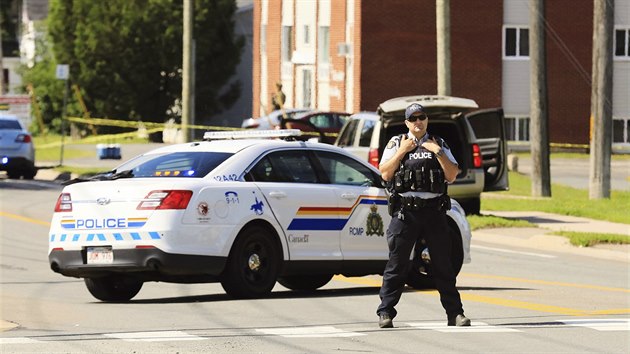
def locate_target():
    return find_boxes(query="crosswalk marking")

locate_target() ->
[558,319,630,331]
[256,326,366,338]
[103,331,206,342]
[406,321,520,333]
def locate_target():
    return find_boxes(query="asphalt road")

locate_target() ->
[515,155,630,191]
[1,182,628,353]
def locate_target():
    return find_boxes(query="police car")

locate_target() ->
[48,130,471,301]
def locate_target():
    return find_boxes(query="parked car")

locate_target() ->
[48,129,471,301]
[280,111,351,144]
[241,108,312,130]
[0,113,37,180]
[335,95,509,214]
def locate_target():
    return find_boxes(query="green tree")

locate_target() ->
[25,0,244,134]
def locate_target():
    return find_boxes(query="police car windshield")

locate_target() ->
[114,151,233,178]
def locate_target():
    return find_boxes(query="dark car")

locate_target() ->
[280,111,351,144]
[335,95,509,214]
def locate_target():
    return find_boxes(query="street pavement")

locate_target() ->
[30,143,630,263]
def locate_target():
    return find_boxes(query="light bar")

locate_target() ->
[203,129,302,140]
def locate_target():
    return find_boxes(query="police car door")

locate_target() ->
[312,151,390,260]
[466,108,509,191]
[249,150,342,261]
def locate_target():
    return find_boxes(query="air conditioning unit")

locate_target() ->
[337,43,351,57]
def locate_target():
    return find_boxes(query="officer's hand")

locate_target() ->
[400,135,416,152]
[421,137,440,154]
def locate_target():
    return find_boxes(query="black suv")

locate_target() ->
[335,95,509,214]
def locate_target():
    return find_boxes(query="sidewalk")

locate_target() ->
[473,211,630,263]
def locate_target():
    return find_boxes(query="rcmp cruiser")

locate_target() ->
[48,130,472,302]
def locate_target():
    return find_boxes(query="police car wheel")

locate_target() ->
[277,274,334,292]
[84,275,143,302]
[220,226,281,299]
[406,222,464,290]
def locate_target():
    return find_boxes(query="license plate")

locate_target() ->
[86,246,113,264]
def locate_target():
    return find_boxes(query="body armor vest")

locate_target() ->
[390,135,447,194]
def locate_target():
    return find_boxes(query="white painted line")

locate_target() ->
[471,244,556,258]
[104,331,206,342]
[0,337,40,344]
[406,321,520,333]
[558,319,630,331]
[256,326,366,338]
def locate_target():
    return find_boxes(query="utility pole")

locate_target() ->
[0,11,5,95]
[182,0,193,142]
[436,0,451,96]
[529,0,551,197]
[589,0,614,199]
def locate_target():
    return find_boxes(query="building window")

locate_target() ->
[613,118,630,144]
[260,25,266,54]
[282,26,293,62]
[302,69,312,108]
[304,25,310,44]
[318,26,329,63]
[505,116,530,141]
[504,26,529,58]
[614,28,630,58]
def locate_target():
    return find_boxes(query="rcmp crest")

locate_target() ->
[366,204,384,236]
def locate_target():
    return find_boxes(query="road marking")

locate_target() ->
[406,321,520,333]
[0,337,40,344]
[460,273,630,294]
[470,244,556,258]
[0,211,50,227]
[558,319,630,331]
[333,275,630,316]
[103,331,205,342]
[256,326,366,338]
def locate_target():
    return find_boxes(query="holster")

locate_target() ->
[387,194,402,216]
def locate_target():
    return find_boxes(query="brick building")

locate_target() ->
[252,0,630,149]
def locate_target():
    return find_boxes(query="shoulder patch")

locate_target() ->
[386,140,396,149]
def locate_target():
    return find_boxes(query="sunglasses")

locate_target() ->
[406,114,428,122]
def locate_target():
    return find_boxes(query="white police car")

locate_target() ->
[48,130,471,301]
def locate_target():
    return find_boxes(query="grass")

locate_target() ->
[551,231,630,247]
[482,172,630,225]
[466,214,534,230]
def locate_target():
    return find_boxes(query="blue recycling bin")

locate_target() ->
[96,144,122,160]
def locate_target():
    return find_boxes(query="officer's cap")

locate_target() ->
[405,103,425,119]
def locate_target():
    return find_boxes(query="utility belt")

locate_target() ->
[387,193,451,216]
[393,167,446,194]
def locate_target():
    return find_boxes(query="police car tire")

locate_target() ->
[406,221,464,290]
[220,226,281,299]
[277,274,334,291]
[84,276,143,302]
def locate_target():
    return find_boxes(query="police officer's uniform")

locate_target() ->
[376,131,467,326]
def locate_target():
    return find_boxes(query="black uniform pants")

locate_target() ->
[376,206,464,319]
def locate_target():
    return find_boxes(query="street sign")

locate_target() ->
[56,64,69,80]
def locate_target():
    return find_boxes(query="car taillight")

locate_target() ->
[54,193,73,212]
[472,144,483,168]
[137,190,193,210]
[15,134,32,143]
[368,148,380,168]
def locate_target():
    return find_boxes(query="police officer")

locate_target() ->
[376,103,471,328]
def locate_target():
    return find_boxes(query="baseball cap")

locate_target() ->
[405,103,425,119]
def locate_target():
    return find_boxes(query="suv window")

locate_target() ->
[337,119,359,147]
[359,119,376,147]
